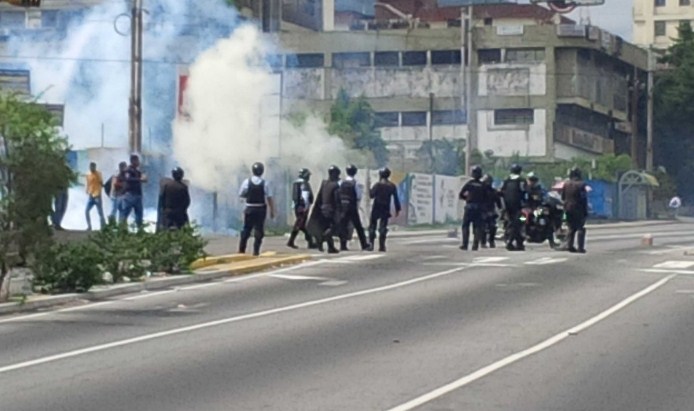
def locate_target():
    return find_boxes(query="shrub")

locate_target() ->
[33,241,103,294]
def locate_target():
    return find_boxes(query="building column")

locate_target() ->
[545,45,557,161]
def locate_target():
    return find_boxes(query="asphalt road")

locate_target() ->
[2,222,694,410]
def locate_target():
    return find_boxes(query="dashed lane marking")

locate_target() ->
[653,260,694,269]
[525,257,569,265]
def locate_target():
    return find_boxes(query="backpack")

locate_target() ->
[103,176,113,196]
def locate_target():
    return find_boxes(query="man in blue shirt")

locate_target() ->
[238,162,275,256]
[119,154,148,228]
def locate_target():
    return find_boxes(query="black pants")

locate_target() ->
[461,205,483,250]
[340,208,368,250]
[505,208,524,249]
[163,209,189,230]
[566,211,586,251]
[239,206,267,256]
[369,207,390,251]
[480,213,498,247]
[319,207,339,252]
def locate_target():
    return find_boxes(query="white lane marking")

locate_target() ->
[123,290,176,300]
[268,274,331,281]
[337,254,384,262]
[0,265,471,374]
[473,257,509,263]
[0,301,114,325]
[178,282,224,291]
[643,245,694,255]
[402,237,458,245]
[421,255,446,261]
[385,274,677,411]
[641,268,694,276]
[525,257,568,266]
[653,261,694,269]
[319,280,348,287]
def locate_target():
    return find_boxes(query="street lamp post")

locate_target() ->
[461,5,473,174]
[129,0,143,154]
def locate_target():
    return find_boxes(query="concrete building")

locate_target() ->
[262,2,649,166]
[633,0,694,49]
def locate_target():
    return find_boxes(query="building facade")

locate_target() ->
[633,0,694,49]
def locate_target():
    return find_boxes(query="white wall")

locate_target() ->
[478,63,546,97]
[476,109,546,157]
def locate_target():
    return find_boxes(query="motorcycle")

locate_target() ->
[519,204,556,247]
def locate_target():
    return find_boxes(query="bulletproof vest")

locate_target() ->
[292,180,303,206]
[502,177,524,209]
[372,181,396,208]
[246,179,266,206]
[321,180,340,207]
[461,179,486,204]
[563,179,587,213]
[339,179,357,207]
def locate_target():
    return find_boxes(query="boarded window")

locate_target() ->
[402,51,427,66]
[375,112,399,127]
[431,50,462,65]
[333,52,370,68]
[655,0,666,6]
[432,110,466,125]
[286,53,324,68]
[374,51,399,66]
[478,49,502,64]
[401,111,427,126]
[505,48,545,63]
[494,109,534,126]
[654,21,666,36]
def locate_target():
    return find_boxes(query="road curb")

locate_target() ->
[0,254,312,316]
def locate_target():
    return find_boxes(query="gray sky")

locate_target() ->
[566,0,632,41]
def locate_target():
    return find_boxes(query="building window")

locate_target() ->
[484,17,493,26]
[431,50,462,65]
[655,0,666,6]
[402,51,427,66]
[478,49,502,64]
[432,110,466,125]
[0,11,25,29]
[505,48,546,63]
[681,0,691,5]
[494,109,534,126]
[655,21,666,36]
[333,52,370,69]
[286,53,324,68]
[375,112,399,127]
[374,51,399,66]
[401,111,427,126]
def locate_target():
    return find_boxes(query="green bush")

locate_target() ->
[149,224,207,273]
[33,241,103,294]
[89,221,151,282]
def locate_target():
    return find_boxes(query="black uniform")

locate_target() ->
[459,178,486,250]
[288,178,315,248]
[238,178,269,256]
[159,178,190,229]
[481,183,502,248]
[526,184,544,209]
[501,175,526,250]
[314,179,341,253]
[368,180,401,252]
[338,178,369,251]
[562,178,588,253]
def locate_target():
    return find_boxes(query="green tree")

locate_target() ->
[328,89,389,167]
[416,138,465,175]
[654,21,694,200]
[0,93,75,301]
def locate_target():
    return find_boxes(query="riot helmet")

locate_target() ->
[252,162,264,177]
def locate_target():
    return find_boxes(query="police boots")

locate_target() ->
[460,228,470,251]
[488,227,497,248]
[577,229,586,253]
[287,230,299,249]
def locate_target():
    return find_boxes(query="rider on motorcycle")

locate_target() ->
[525,172,545,210]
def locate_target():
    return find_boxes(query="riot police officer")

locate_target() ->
[458,166,486,251]
[338,164,370,251]
[287,168,315,249]
[560,167,588,253]
[525,172,544,209]
[313,165,342,254]
[501,164,526,251]
[159,167,191,230]
[238,162,275,256]
[368,167,401,252]
[481,174,502,248]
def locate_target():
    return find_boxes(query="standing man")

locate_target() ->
[287,168,315,249]
[458,166,486,251]
[480,174,501,248]
[500,164,526,251]
[119,154,148,228]
[312,165,342,254]
[559,167,588,253]
[105,161,127,223]
[338,164,370,251]
[85,162,106,231]
[368,167,401,252]
[159,167,191,229]
[52,186,69,231]
[238,162,275,256]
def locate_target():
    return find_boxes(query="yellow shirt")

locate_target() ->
[86,171,103,198]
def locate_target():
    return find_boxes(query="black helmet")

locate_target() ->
[328,165,341,180]
[510,164,522,174]
[482,174,493,186]
[346,164,358,177]
[527,171,539,182]
[252,162,264,176]
[471,165,482,179]
[299,168,311,180]
[172,167,184,181]
[569,166,582,179]
[379,167,391,179]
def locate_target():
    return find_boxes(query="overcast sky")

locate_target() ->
[566,0,632,40]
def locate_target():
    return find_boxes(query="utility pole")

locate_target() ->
[462,5,473,174]
[630,66,639,169]
[129,0,143,154]
[428,92,434,173]
[646,48,654,173]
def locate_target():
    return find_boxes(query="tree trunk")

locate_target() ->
[0,264,9,302]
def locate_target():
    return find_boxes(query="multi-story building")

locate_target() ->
[633,0,694,48]
[257,1,649,166]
